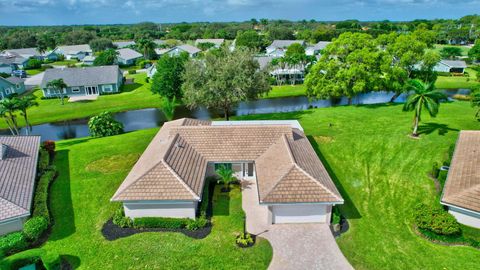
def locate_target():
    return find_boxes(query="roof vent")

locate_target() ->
[175,142,184,149]
[0,144,8,160]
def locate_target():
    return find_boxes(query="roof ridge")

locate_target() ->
[161,159,200,200]
[282,135,296,164]
[260,164,296,203]
[293,163,343,201]
[0,197,29,212]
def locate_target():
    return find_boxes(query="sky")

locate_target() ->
[0,0,479,26]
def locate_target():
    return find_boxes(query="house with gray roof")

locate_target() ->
[0,136,41,236]
[112,118,343,224]
[266,40,306,58]
[306,41,331,56]
[0,55,29,73]
[40,65,123,98]
[1,48,58,61]
[154,39,166,46]
[113,40,136,48]
[433,60,468,74]
[157,44,201,58]
[195,39,225,48]
[116,48,143,66]
[0,76,26,100]
[53,44,92,60]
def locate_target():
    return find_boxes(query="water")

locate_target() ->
[0,89,468,141]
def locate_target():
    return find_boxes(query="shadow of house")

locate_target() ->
[48,149,76,241]
[308,136,362,220]
[417,122,459,136]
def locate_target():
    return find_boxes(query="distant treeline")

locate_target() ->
[0,15,479,50]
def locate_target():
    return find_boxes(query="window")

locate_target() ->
[16,84,20,89]
[71,87,80,93]
[4,88,11,95]
[214,163,232,171]
[103,85,113,92]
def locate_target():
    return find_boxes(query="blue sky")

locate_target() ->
[0,0,479,26]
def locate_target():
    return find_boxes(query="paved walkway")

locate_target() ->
[24,72,45,90]
[241,179,353,270]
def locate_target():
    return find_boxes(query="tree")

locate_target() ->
[197,42,215,51]
[161,97,177,121]
[285,43,305,58]
[136,38,156,60]
[215,164,236,192]
[93,49,118,66]
[25,58,42,70]
[235,30,265,50]
[0,98,20,135]
[403,80,447,137]
[89,38,116,52]
[440,46,462,59]
[151,54,188,100]
[182,47,271,120]
[305,32,384,104]
[46,79,68,105]
[88,111,124,137]
[471,89,480,121]
[468,40,480,61]
[16,96,38,134]
[267,26,294,41]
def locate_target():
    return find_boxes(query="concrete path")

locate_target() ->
[24,72,45,90]
[242,179,353,270]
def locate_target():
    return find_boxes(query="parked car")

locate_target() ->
[12,70,27,78]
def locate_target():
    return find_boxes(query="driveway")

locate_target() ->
[24,71,45,90]
[242,179,353,270]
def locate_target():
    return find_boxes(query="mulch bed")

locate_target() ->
[331,218,349,238]
[101,219,212,241]
[236,234,257,248]
[413,226,479,249]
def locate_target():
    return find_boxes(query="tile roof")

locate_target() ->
[40,65,121,88]
[268,40,305,49]
[0,136,40,222]
[0,55,28,65]
[56,44,92,55]
[441,60,467,68]
[5,76,25,84]
[441,131,480,213]
[112,118,343,204]
[176,45,201,55]
[116,48,142,61]
[113,41,135,48]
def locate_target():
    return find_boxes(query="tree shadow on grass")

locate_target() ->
[120,83,142,93]
[62,254,81,269]
[48,149,76,241]
[417,122,459,136]
[212,187,230,216]
[308,136,362,220]
[56,137,91,148]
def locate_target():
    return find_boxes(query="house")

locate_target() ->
[116,48,143,66]
[306,41,331,56]
[40,65,123,98]
[53,44,92,60]
[195,39,225,49]
[1,48,58,61]
[154,40,166,47]
[156,45,201,58]
[266,40,306,58]
[113,40,135,48]
[441,131,480,229]
[146,64,156,78]
[0,55,29,72]
[434,60,468,74]
[82,55,96,66]
[255,56,305,84]
[0,76,26,100]
[111,118,343,224]
[0,136,41,236]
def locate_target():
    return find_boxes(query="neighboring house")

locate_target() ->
[113,40,135,48]
[255,56,305,84]
[146,64,156,78]
[40,65,123,98]
[82,55,96,66]
[229,39,236,52]
[111,118,344,224]
[195,39,225,48]
[266,40,306,58]
[1,48,57,61]
[0,76,26,100]
[306,41,331,56]
[0,55,29,72]
[433,60,467,74]
[154,39,166,47]
[0,136,41,236]
[441,131,480,229]
[157,45,201,58]
[53,44,92,60]
[116,48,143,66]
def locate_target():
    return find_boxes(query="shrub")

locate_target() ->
[38,149,50,173]
[23,216,48,241]
[331,207,341,225]
[133,217,189,229]
[185,214,208,231]
[236,233,254,247]
[42,140,56,156]
[112,207,133,228]
[0,248,61,270]
[88,111,124,137]
[199,177,215,216]
[33,169,57,222]
[25,58,43,70]
[414,204,461,236]
[128,69,136,74]
[0,232,28,256]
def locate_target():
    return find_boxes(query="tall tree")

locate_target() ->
[0,98,20,135]
[136,38,156,60]
[305,32,384,104]
[46,79,68,105]
[151,53,188,100]
[235,30,265,50]
[94,49,119,66]
[182,48,271,120]
[403,80,447,137]
[471,89,480,121]
[468,40,480,61]
[16,96,38,134]
[89,38,116,52]
[439,46,462,59]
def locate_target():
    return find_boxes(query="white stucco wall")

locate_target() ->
[0,217,27,236]
[448,206,480,229]
[270,204,329,224]
[123,201,197,219]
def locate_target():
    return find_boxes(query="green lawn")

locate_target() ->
[266,84,306,98]
[25,69,43,76]
[436,68,480,89]
[431,44,471,56]
[0,73,161,130]
[48,60,79,66]
[39,129,272,269]
[236,101,480,269]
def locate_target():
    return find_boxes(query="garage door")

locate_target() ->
[272,204,327,224]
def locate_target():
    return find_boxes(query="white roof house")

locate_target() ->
[116,48,143,65]
[306,41,331,56]
[113,40,135,48]
[53,44,92,60]
[433,60,468,74]
[266,40,305,57]
[157,45,201,58]
[1,48,57,60]
[195,39,225,48]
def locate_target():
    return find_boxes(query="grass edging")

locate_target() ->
[413,226,480,249]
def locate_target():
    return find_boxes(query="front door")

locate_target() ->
[85,86,98,95]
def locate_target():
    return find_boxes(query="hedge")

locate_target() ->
[38,149,50,173]
[199,177,215,216]
[0,248,61,270]
[414,204,461,236]
[32,168,57,223]
[0,233,28,258]
[23,216,48,241]
[133,217,190,229]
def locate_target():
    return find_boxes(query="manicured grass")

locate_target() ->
[266,84,306,98]
[25,69,43,76]
[436,68,479,89]
[236,101,480,269]
[40,129,272,269]
[0,73,161,130]
[430,44,471,56]
[48,60,79,66]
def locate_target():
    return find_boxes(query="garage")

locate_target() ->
[123,201,198,219]
[270,204,329,224]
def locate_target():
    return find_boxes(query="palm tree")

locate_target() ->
[161,96,176,121]
[16,96,38,134]
[46,79,68,105]
[403,79,447,137]
[137,38,156,60]
[215,164,236,192]
[471,90,480,121]
[0,98,20,135]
